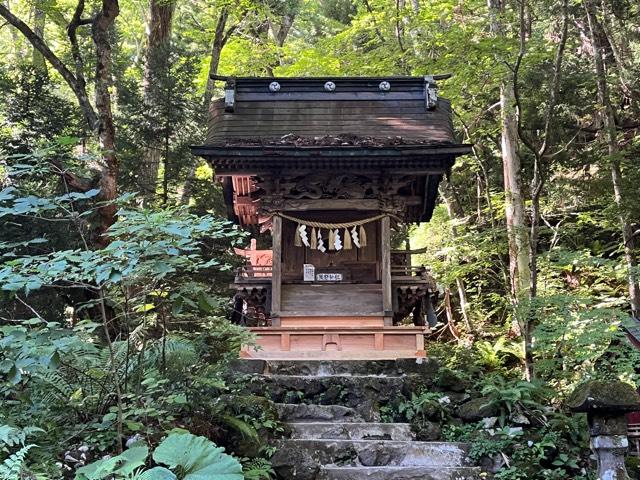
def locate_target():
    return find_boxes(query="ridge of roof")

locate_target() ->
[211,74,451,82]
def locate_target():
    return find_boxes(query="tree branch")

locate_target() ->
[67,0,92,93]
[538,0,569,158]
[0,3,97,129]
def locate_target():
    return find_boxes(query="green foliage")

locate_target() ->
[0,424,42,480]
[0,445,36,480]
[398,390,450,425]
[0,150,273,477]
[442,372,592,480]
[75,433,243,480]
[474,338,524,372]
[151,433,242,480]
[241,457,276,480]
[1,2,640,480]
[480,376,550,427]
[627,456,640,480]
[75,443,149,480]
[446,414,589,479]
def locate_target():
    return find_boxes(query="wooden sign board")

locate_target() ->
[316,273,343,282]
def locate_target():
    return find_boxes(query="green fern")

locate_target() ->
[217,414,259,442]
[75,433,243,480]
[242,458,275,480]
[0,444,35,480]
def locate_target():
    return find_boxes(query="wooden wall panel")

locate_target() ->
[280,211,380,282]
[281,284,383,315]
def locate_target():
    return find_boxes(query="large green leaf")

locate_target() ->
[152,433,243,480]
[75,444,148,480]
[137,467,177,480]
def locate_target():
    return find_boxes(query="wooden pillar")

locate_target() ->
[271,215,282,326]
[381,215,393,326]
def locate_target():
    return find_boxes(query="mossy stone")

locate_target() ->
[567,380,640,413]
[435,368,468,392]
[457,397,499,422]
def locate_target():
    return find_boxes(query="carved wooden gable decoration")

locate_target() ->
[191,76,472,226]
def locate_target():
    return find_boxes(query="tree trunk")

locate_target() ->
[502,82,533,381]
[488,0,532,379]
[441,180,475,335]
[0,1,120,243]
[585,2,640,317]
[92,0,120,246]
[0,3,98,128]
[139,0,175,205]
[440,178,465,218]
[266,13,295,74]
[32,3,47,74]
[501,82,531,299]
[184,7,242,206]
[203,7,231,109]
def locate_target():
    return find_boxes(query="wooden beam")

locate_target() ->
[213,169,448,176]
[381,215,393,326]
[274,197,422,211]
[280,199,379,211]
[271,215,282,326]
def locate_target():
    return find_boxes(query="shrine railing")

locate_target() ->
[234,265,273,283]
[391,265,431,279]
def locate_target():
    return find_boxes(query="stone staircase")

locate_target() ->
[233,359,482,480]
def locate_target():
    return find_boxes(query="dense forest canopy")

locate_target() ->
[1,0,640,478]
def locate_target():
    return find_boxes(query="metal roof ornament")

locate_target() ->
[324,81,336,92]
[379,81,391,91]
[269,81,281,92]
[424,75,438,110]
[224,78,236,112]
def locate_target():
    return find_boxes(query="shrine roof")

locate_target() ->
[194,76,469,152]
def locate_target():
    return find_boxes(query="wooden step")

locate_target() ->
[241,325,427,360]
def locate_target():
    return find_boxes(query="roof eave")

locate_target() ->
[190,144,473,158]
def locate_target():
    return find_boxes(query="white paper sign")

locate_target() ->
[303,264,315,281]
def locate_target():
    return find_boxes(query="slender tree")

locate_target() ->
[487,0,532,303]
[139,0,176,204]
[181,4,246,206]
[0,0,120,245]
[584,0,640,317]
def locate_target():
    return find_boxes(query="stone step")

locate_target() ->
[276,403,365,423]
[266,360,412,376]
[260,373,405,398]
[274,439,472,467]
[245,375,410,421]
[228,358,440,377]
[288,422,415,441]
[318,466,483,480]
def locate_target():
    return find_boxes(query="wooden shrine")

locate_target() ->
[192,76,471,359]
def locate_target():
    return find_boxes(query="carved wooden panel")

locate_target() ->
[257,174,416,203]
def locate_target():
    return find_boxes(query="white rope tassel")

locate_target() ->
[317,228,326,253]
[351,226,360,248]
[334,229,343,251]
[299,224,310,247]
